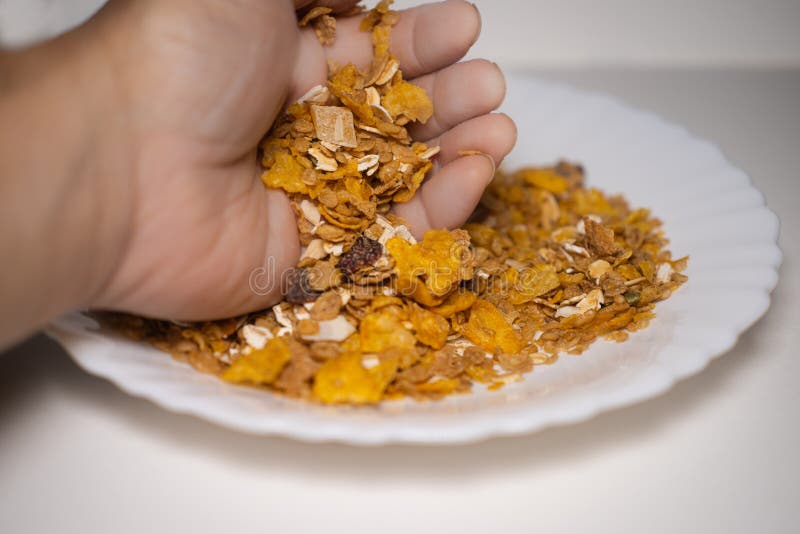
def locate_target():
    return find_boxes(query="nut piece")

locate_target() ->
[374,58,399,85]
[300,315,355,342]
[310,105,358,148]
[308,147,338,172]
[588,259,612,279]
[241,324,273,350]
[298,84,331,104]
[301,239,326,260]
[357,154,380,172]
[576,289,604,313]
[300,199,322,226]
[656,263,674,284]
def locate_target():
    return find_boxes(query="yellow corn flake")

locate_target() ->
[508,264,560,305]
[409,304,449,349]
[465,365,497,384]
[428,290,477,318]
[382,81,433,124]
[638,259,655,280]
[387,230,470,303]
[359,311,416,353]
[222,337,291,385]
[572,188,615,215]
[312,352,397,404]
[463,223,497,248]
[617,263,642,280]
[392,162,432,203]
[261,152,308,194]
[328,64,374,124]
[517,168,569,194]
[462,300,523,355]
[415,377,462,396]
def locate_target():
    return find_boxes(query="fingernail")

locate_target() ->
[467,2,482,43]
[458,149,496,176]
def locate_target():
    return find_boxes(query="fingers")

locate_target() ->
[425,112,517,167]
[393,112,517,235]
[293,0,480,97]
[393,155,494,235]
[406,59,506,141]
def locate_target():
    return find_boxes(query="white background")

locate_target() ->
[1,0,799,67]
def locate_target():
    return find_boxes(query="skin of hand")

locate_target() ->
[0,0,515,348]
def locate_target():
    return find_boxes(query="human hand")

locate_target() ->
[61,0,516,321]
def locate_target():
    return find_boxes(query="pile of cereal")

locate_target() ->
[102,1,687,404]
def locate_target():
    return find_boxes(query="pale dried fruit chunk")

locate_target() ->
[311,105,358,148]
[222,337,291,385]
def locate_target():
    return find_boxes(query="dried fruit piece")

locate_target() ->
[285,268,322,304]
[311,105,358,148]
[337,235,383,275]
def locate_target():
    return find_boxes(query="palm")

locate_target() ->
[96,0,515,320]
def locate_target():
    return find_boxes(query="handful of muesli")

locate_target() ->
[104,1,686,404]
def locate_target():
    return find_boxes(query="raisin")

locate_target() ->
[337,235,383,275]
[285,268,322,304]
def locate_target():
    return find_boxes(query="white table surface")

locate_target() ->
[1,68,798,534]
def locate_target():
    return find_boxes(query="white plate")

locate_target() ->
[47,75,782,445]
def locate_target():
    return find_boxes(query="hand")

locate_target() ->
[0,0,516,340]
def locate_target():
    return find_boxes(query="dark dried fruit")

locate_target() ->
[337,235,383,275]
[285,268,322,304]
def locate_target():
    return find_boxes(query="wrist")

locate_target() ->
[0,21,134,345]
